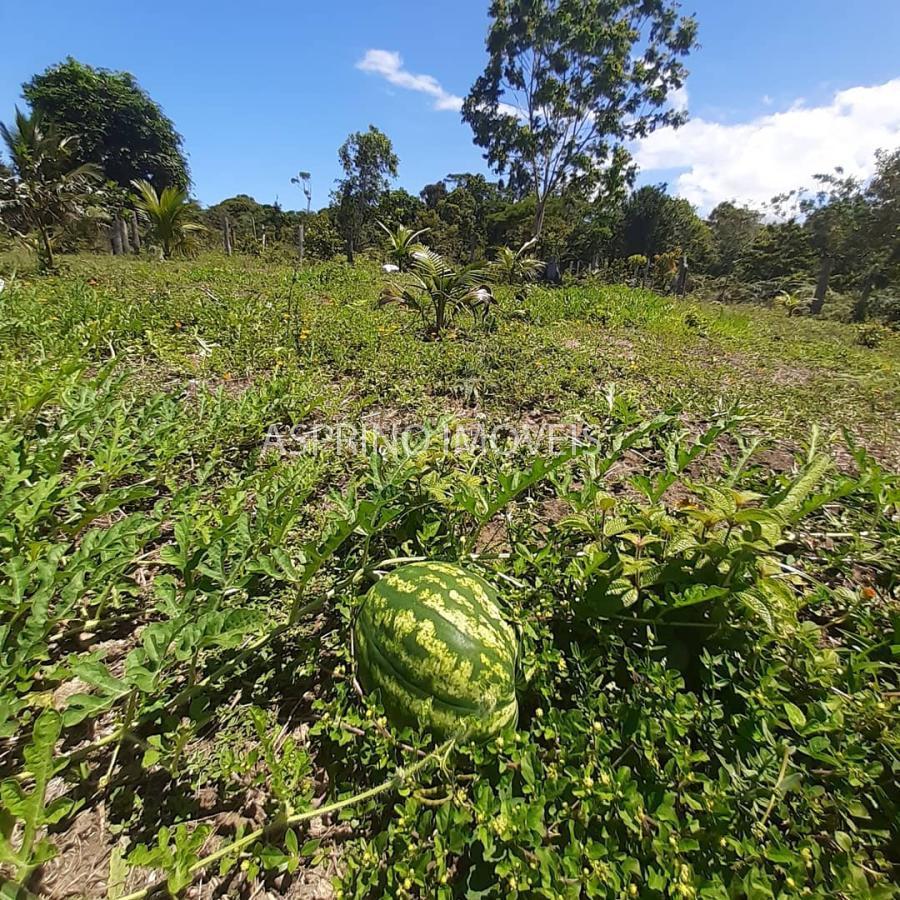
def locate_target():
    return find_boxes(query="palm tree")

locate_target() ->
[131,179,204,259]
[0,108,100,271]
[377,221,430,272]
[380,248,495,337]
[489,238,544,285]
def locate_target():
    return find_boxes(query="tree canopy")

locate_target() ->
[334,126,398,262]
[23,58,188,191]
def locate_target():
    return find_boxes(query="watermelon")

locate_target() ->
[353,562,518,740]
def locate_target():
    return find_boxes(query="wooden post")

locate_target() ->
[223,216,233,256]
[298,223,305,266]
[130,210,141,254]
[676,253,688,297]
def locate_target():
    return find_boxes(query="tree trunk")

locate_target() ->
[110,221,123,256]
[223,216,233,256]
[37,224,55,272]
[118,216,131,255]
[346,233,355,265]
[130,210,141,254]
[298,224,305,266]
[852,279,873,323]
[544,256,561,284]
[532,194,547,239]
[810,256,832,315]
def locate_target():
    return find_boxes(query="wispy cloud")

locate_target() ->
[357,49,464,112]
[356,49,522,117]
[635,78,900,212]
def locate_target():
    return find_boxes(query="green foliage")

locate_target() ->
[618,184,712,267]
[380,248,496,336]
[0,108,101,270]
[707,201,762,276]
[856,322,891,348]
[23,57,188,190]
[0,255,897,898]
[131,179,204,258]
[489,238,544,285]
[377,220,430,271]
[739,221,817,286]
[203,193,301,254]
[0,711,71,881]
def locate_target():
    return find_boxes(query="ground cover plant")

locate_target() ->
[0,253,898,899]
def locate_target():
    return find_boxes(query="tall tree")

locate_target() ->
[23,58,188,191]
[462,0,698,239]
[0,108,101,270]
[774,170,868,314]
[707,202,762,276]
[291,171,312,213]
[334,126,398,263]
[618,184,710,264]
[738,222,816,287]
[852,149,900,321]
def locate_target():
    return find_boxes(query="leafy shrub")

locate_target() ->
[855,322,891,348]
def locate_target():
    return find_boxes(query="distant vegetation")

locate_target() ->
[1,45,898,324]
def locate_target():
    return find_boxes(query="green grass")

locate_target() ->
[0,254,898,899]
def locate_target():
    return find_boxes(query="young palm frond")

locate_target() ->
[131,179,204,259]
[489,238,544,285]
[377,221,431,271]
[380,247,495,336]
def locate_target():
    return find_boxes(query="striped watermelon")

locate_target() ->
[353,562,518,740]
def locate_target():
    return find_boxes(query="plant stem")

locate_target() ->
[118,738,454,900]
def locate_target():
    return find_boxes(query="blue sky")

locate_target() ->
[1,0,898,212]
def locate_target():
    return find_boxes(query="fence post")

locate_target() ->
[677,254,689,297]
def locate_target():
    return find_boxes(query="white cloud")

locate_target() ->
[356,49,521,118]
[357,49,463,112]
[669,85,689,113]
[634,78,900,212]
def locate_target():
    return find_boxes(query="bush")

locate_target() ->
[855,322,891,348]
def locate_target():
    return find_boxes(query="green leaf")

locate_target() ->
[783,702,807,730]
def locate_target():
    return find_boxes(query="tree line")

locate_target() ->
[1,0,899,324]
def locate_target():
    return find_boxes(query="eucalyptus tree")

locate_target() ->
[0,108,101,270]
[291,171,312,213]
[462,0,698,240]
[333,126,398,263]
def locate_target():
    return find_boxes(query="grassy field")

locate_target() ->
[0,254,898,898]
